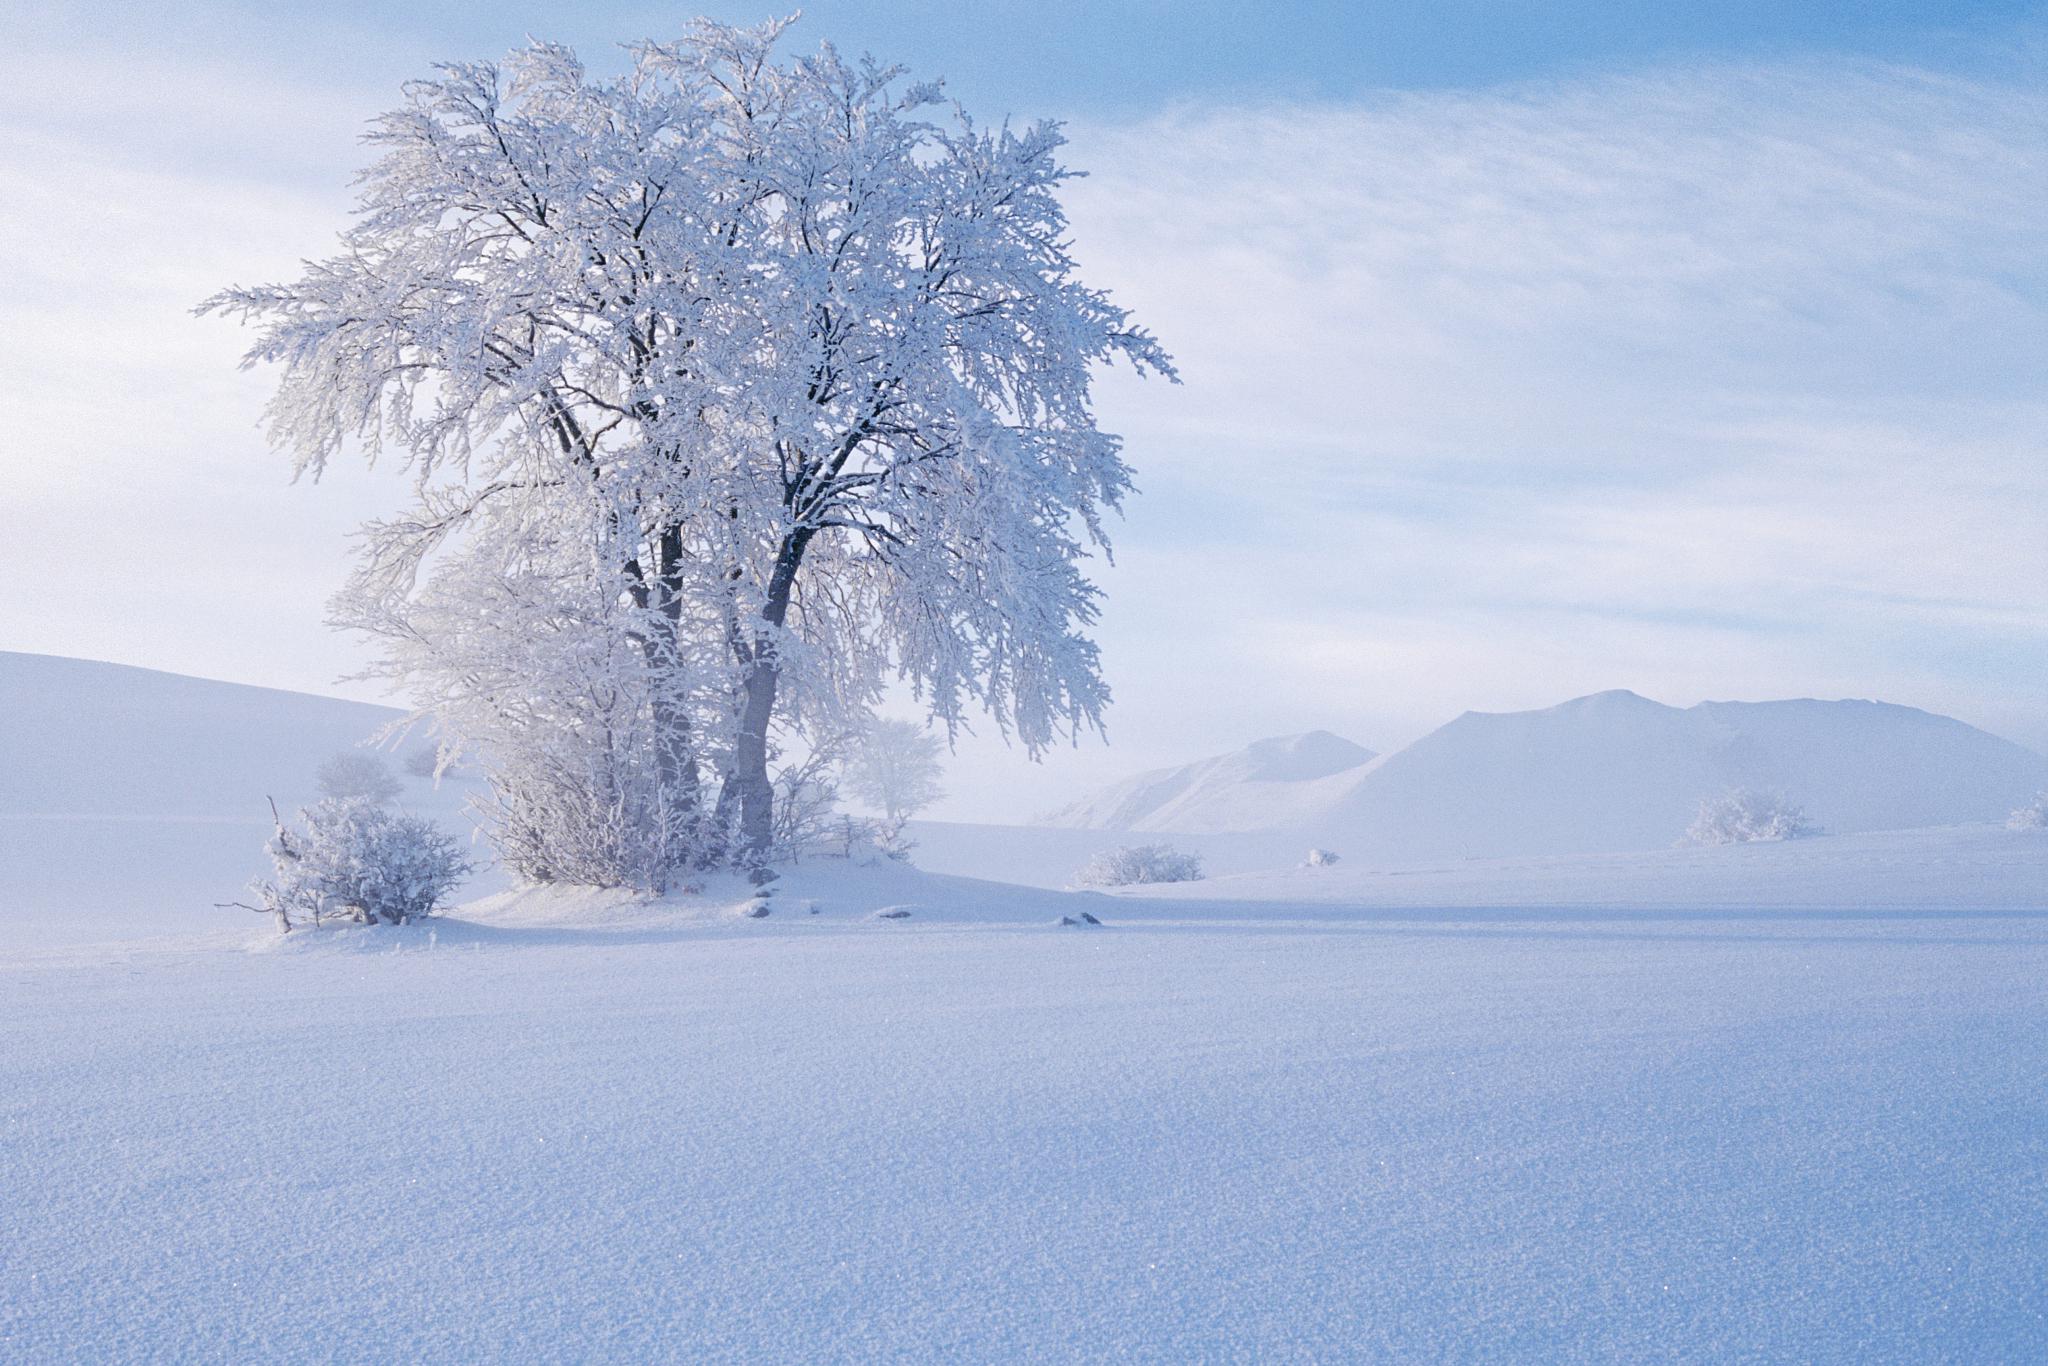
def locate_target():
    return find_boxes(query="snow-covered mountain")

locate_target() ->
[1307,690,2048,863]
[1040,690,2048,863]
[1035,730,1377,832]
[0,651,407,819]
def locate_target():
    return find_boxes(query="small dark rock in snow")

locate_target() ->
[874,907,913,920]
[1058,915,1079,926]
[1080,911,1102,925]
[742,900,772,918]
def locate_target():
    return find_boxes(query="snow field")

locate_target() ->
[5,871,2047,1360]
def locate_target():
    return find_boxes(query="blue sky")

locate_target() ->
[3,2,2044,819]
[20,1,2046,112]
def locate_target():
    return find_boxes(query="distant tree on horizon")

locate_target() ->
[315,751,402,806]
[2008,792,2048,830]
[840,718,947,833]
[1685,789,1818,845]
[1074,843,1203,888]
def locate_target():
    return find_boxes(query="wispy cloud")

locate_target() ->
[0,38,2041,820]
[951,48,2048,814]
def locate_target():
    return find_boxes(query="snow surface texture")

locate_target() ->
[5,655,2048,1358]
[1044,690,2048,864]
[6,862,2048,1359]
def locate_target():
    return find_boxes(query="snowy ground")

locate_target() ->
[5,828,2047,1360]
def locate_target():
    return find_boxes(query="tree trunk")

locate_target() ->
[649,525,702,842]
[731,660,780,882]
[728,527,813,881]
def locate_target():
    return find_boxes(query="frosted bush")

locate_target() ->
[1685,789,1818,845]
[1073,844,1203,888]
[246,798,472,931]
[315,751,403,805]
[481,746,696,893]
[1305,848,1340,867]
[2008,792,2048,830]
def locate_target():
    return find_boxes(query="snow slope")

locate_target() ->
[1308,690,2048,863]
[1034,729,1376,832]
[0,650,408,819]
[0,653,490,945]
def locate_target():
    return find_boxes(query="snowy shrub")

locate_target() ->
[315,751,403,806]
[246,799,472,930]
[402,744,442,779]
[1685,789,1819,845]
[769,752,846,863]
[2008,792,2048,830]
[840,719,946,828]
[1073,844,1204,888]
[481,745,697,893]
[1305,847,1340,867]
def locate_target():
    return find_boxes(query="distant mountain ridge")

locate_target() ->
[1043,690,2048,863]
[1035,730,1378,833]
[1311,690,2048,862]
[9,654,2044,869]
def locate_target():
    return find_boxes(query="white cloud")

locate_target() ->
[937,48,2048,815]
[2,40,2042,821]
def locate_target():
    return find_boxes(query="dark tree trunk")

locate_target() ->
[729,527,814,881]
[650,524,702,830]
[629,522,704,877]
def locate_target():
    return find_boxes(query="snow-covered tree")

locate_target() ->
[1685,789,1818,845]
[840,718,946,828]
[315,751,403,806]
[247,798,472,930]
[204,17,1171,884]
[2008,792,2048,830]
[1073,844,1203,888]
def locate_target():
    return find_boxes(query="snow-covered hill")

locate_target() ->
[1035,689,2048,864]
[1034,729,1376,832]
[1309,690,2048,863]
[0,651,409,820]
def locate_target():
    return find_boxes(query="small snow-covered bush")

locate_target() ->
[1685,789,1818,846]
[2008,792,2048,830]
[1305,847,1340,867]
[1073,844,1203,888]
[315,751,403,805]
[247,798,472,930]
